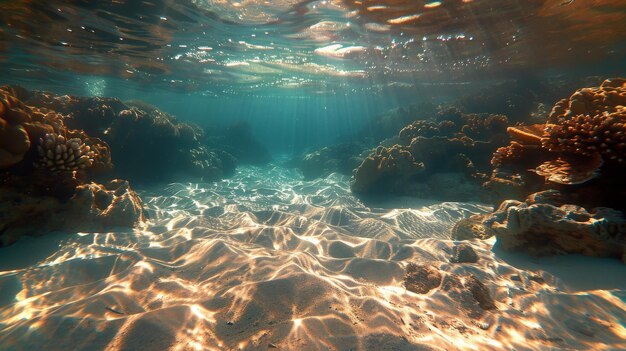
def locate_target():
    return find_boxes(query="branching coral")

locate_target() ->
[399,120,441,140]
[543,78,626,162]
[34,133,96,174]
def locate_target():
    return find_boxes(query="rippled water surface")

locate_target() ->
[1,0,625,94]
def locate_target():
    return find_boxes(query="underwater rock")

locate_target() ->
[451,215,497,241]
[441,273,496,318]
[188,146,237,181]
[290,142,369,180]
[454,190,626,262]
[0,120,30,168]
[68,179,145,229]
[404,263,496,319]
[0,179,144,247]
[450,243,479,263]
[403,263,442,294]
[351,108,510,200]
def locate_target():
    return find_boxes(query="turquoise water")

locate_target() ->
[1,1,626,350]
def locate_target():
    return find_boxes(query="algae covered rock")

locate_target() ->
[454,190,626,262]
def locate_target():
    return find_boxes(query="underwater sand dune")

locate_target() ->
[1,165,625,350]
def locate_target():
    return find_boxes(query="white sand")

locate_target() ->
[1,166,625,350]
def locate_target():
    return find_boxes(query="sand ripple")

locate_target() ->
[0,165,625,350]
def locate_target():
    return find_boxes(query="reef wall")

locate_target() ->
[0,86,144,246]
[456,78,626,262]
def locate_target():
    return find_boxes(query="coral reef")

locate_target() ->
[483,78,626,211]
[460,78,626,262]
[351,108,510,200]
[14,88,243,182]
[0,86,144,246]
[453,191,626,262]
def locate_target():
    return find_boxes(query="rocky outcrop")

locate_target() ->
[453,191,626,262]
[0,179,144,246]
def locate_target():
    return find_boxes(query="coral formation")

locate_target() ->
[351,144,424,194]
[483,78,626,210]
[464,78,626,261]
[454,191,626,262]
[34,133,95,173]
[0,86,144,246]
[351,108,510,200]
[13,88,247,182]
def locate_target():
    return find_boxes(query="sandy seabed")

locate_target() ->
[0,164,625,351]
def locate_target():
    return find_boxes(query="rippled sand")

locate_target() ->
[1,165,625,350]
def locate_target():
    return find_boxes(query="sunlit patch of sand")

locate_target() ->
[1,166,625,350]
